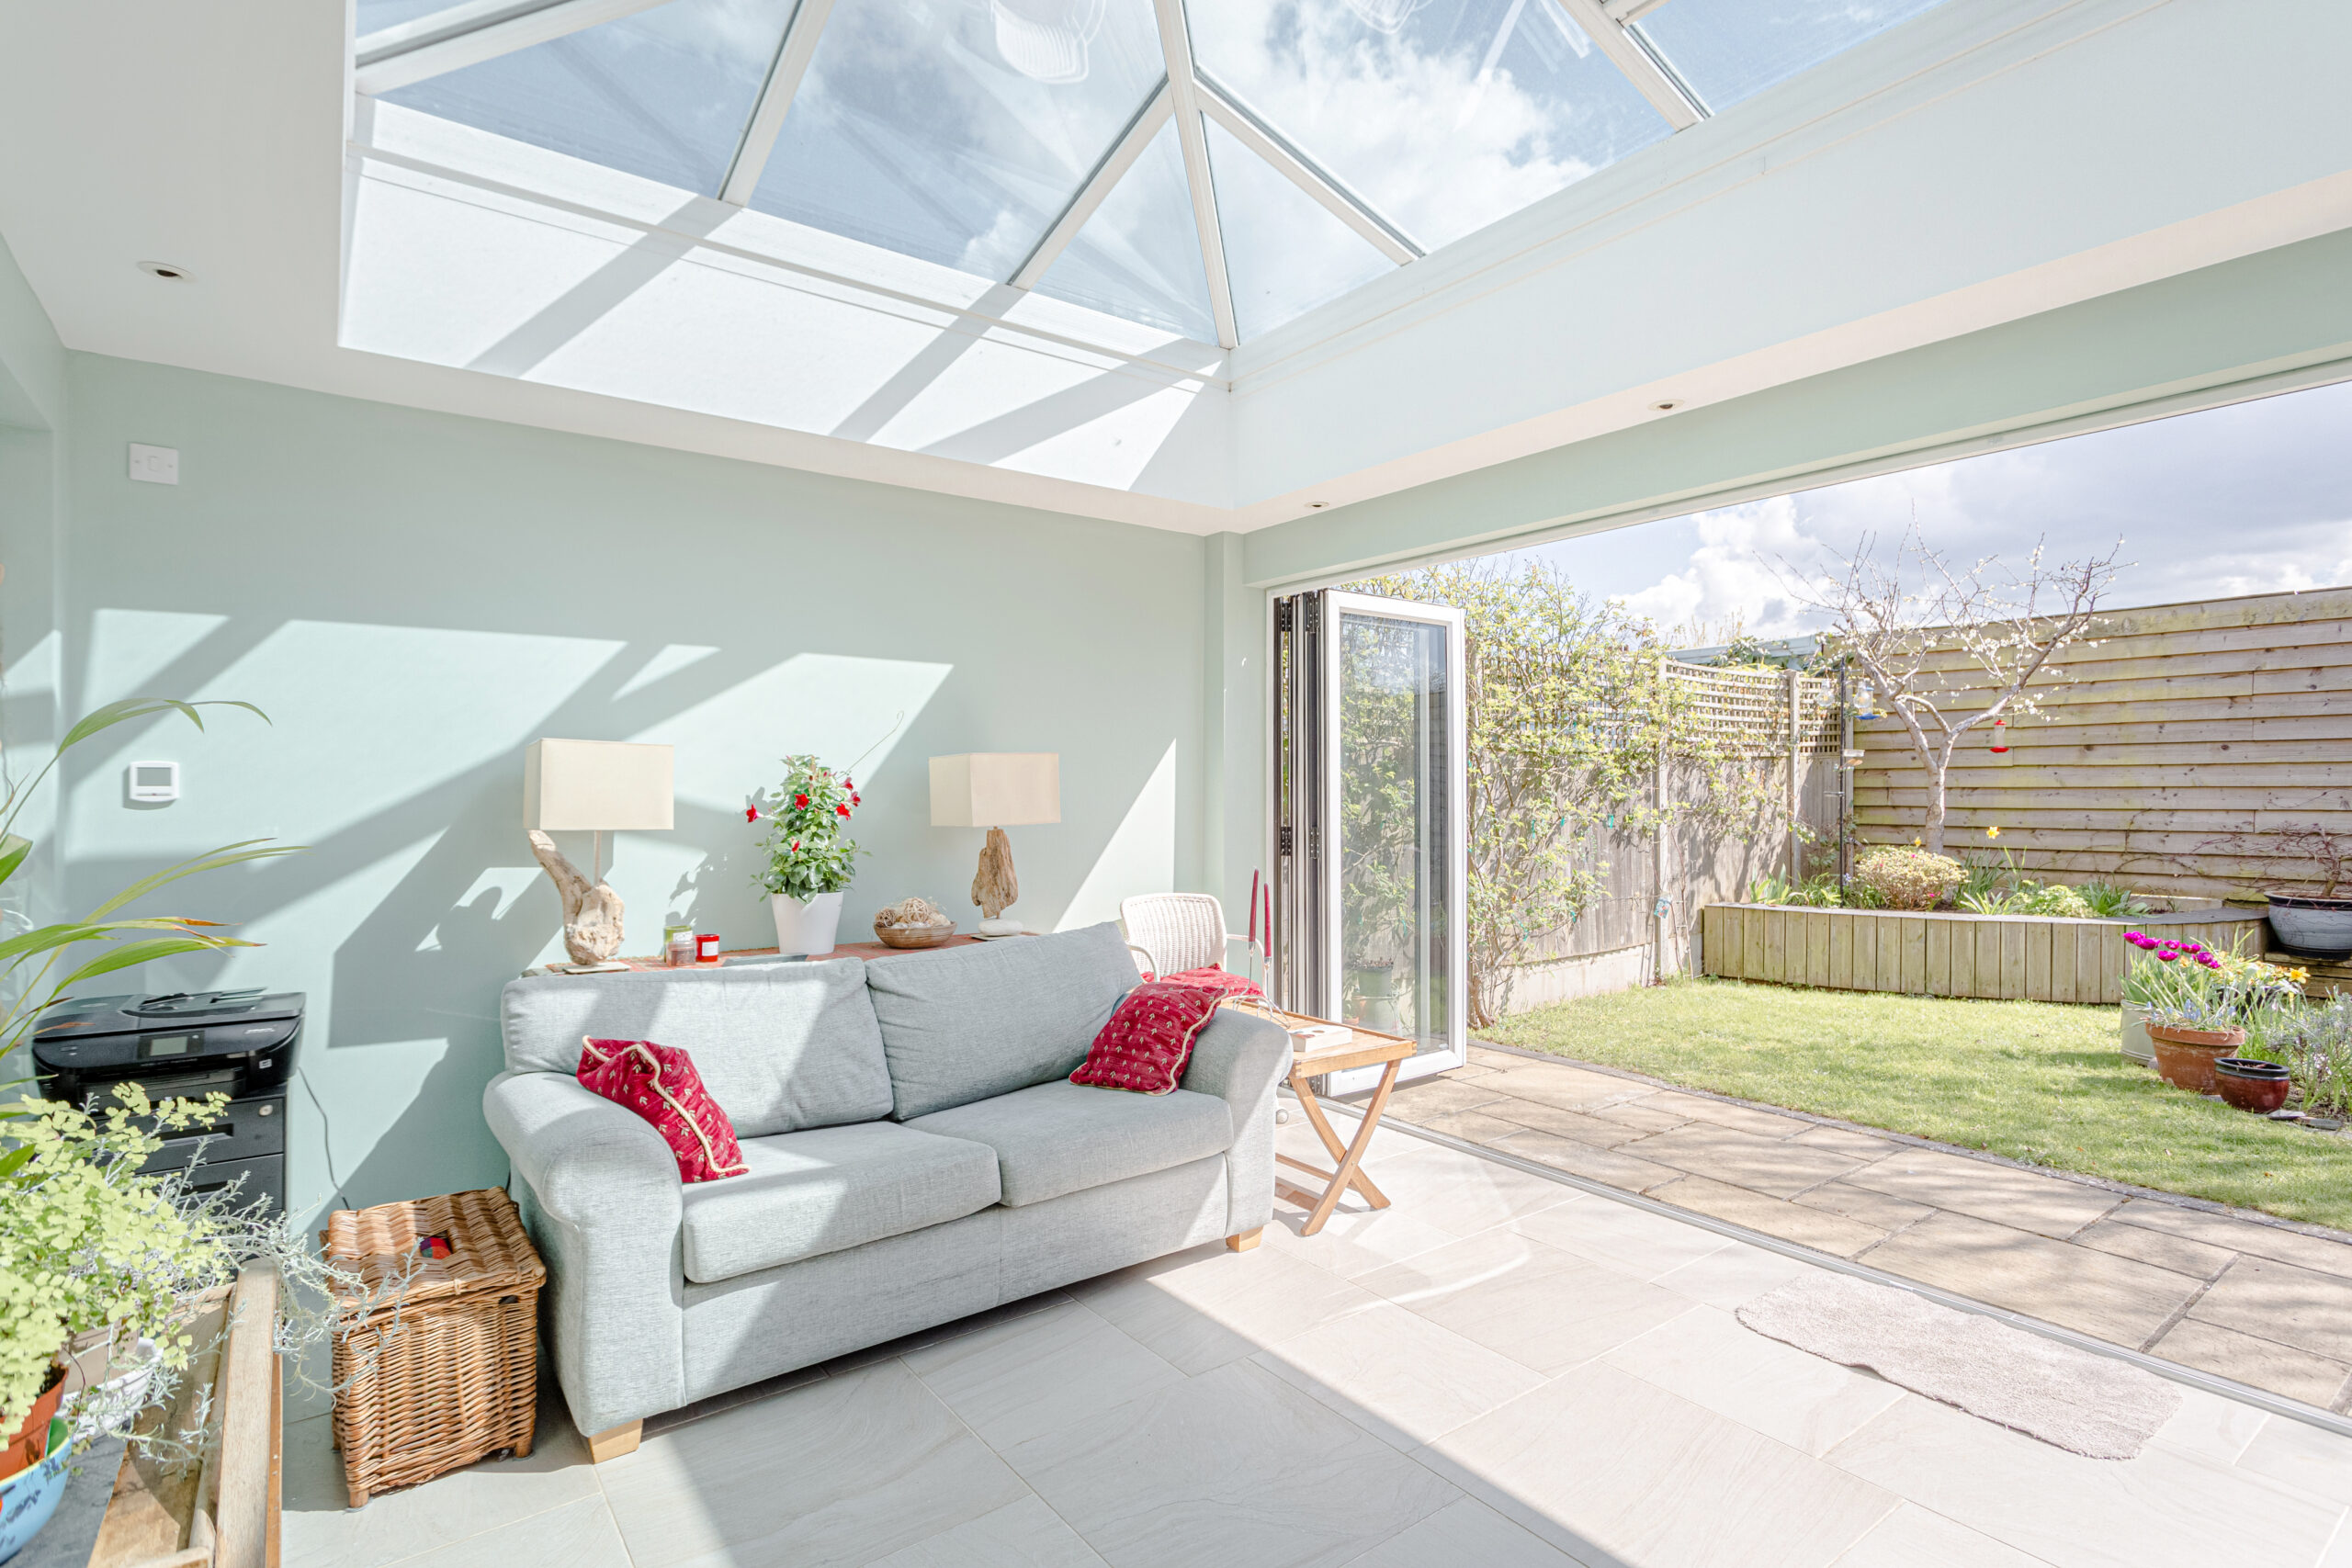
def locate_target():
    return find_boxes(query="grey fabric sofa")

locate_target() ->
[483,921,1291,1458]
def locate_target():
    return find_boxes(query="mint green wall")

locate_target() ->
[52,353,1205,1229]
[0,230,68,959]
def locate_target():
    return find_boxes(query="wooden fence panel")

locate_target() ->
[1849,586,2352,904]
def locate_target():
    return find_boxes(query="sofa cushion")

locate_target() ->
[680,1121,1001,1283]
[578,1037,750,1182]
[905,1079,1234,1207]
[501,960,893,1138]
[865,923,1140,1120]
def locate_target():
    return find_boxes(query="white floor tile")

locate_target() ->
[1651,1240,1817,1309]
[1419,1360,1897,1568]
[1602,1304,1906,1457]
[594,1359,1028,1568]
[903,1297,1183,1450]
[1002,1359,1459,1568]
[2234,1413,2352,1509]
[281,1393,599,1568]
[1072,1240,1385,1375]
[1340,1497,1584,1567]
[865,1495,1108,1567]
[386,1495,630,1568]
[1510,1194,1739,1278]
[2146,1386,2269,1468]
[1261,1197,1470,1280]
[1825,1391,2344,1568]
[1356,1226,1696,1375]
[1352,1144,1586,1237]
[1827,1502,2052,1567]
[1255,1300,1549,1450]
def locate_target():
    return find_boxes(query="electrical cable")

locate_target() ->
[297,1063,354,1215]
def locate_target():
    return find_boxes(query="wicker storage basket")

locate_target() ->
[325,1188,546,1506]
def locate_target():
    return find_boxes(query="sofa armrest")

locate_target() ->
[1181,1008,1292,1235]
[483,1070,686,1433]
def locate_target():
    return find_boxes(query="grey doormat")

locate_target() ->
[1736,1273,2182,1459]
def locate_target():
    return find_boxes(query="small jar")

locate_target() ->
[695,931,721,964]
[665,929,696,968]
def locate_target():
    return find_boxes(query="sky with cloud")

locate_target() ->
[1518,377,2352,643]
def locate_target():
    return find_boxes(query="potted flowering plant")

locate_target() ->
[2120,932,2301,1093]
[746,755,865,955]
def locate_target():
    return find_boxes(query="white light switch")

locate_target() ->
[129,444,179,485]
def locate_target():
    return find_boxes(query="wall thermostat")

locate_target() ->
[128,761,180,803]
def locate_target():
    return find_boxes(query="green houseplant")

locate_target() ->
[746,755,865,956]
[0,697,307,1526]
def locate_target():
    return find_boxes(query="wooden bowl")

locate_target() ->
[873,919,956,949]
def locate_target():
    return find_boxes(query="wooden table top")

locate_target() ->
[1249,1006,1419,1074]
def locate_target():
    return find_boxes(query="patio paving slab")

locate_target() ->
[1584,1097,1698,1134]
[2186,1253,2352,1363]
[1485,1126,1685,1191]
[1472,1095,1654,1147]
[2145,1320,2352,1410]
[1645,1174,1889,1258]
[1616,1121,1866,1198]
[1839,1147,2123,1240]
[1383,1078,1513,1121]
[1784,1123,1902,1159]
[2111,1197,2352,1280]
[1471,1062,1662,1114]
[1856,1211,2202,1346]
[1633,1089,1816,1138]
[2071,1217,2238,1281]
[1790,1180,1938,1232]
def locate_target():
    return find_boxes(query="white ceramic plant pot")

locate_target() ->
[2120,1001,2154,1066]
[771,891,844,957]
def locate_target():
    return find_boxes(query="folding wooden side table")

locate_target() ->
[1261,1010,1419,1237]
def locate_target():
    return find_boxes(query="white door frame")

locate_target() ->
[1315,591,1468,1096]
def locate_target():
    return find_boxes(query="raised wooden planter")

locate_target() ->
[1700,904,2268,1004]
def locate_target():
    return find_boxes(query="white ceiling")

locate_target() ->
[2,0,2346,536]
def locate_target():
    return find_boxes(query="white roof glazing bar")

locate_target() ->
[354,0,682,95]
[1552,0,1702,129]
[1148,0,1238,349]
[1011,81,1176,290]
[1601,0,1673,22]
[718,0,837,205]
[1193,77,1419,265]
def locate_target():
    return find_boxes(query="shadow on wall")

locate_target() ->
[61,612,1185,1229]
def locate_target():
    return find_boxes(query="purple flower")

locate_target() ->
[2198,955,2222,969]
[2156,951,2177,962]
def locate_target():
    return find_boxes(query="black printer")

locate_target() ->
[32,988,304,1216]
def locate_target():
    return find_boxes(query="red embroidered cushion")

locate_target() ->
[577,1036,749,1183]
[1070,982,1226,1096]
[1147,965,1262,1000]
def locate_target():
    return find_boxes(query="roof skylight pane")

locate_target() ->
[379,0,794,196]
[751,0,1166,282]
[1634,0,1948,113]
[357,0,465,32]
[1204,116,1393,340]
[1189,0,1672,254]
[1034,119,1215,342]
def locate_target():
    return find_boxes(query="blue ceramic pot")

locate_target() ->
[0,1419,73,1564]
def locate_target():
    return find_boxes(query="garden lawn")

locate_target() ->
[1487,976,2352,1233]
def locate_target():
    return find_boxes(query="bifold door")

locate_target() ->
[1272,590,1467,1093]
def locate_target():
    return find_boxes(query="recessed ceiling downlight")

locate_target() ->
[138,261,191,280]
[1650,399,1681,412]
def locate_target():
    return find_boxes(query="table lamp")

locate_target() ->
[930,753,1059,938]
[526,739,674,972]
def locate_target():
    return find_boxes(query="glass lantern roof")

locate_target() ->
[358,0,1950,347]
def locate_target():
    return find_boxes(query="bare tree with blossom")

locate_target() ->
[1782,523,2124,858]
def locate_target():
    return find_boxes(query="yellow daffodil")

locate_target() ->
[1912,837,1922,847]
[1985,826,2001,840]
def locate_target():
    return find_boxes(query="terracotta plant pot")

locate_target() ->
[2148,1023,2245,1094]
[0,1364,64,1484]
[2214,1057,2292,1114]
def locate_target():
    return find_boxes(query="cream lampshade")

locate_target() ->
[525,739,674,971]
[930,754,1059,937]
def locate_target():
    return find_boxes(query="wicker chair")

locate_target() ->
[1120,893,1263,987]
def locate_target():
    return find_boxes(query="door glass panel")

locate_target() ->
[1337,610,1453,1058]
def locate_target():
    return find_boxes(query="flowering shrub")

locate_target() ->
[747,755,865,900]
[2264,994,2352,1116]
[1852,846,1965,911]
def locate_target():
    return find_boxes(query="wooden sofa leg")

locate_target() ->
[1225,1228,1263,1252]
[586,1421,642,1463]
